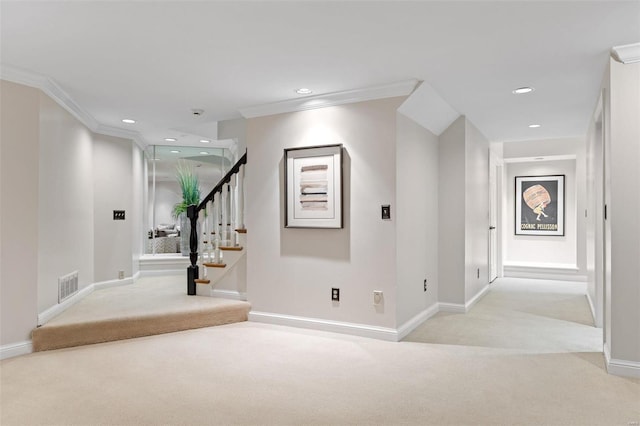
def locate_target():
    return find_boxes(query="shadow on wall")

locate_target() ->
[279,148,351,261]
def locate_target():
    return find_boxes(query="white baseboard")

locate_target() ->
[138,269,184,277]
[504,263,586,282]
[604,344,640,378]
[212,289,247,301]
[38,284,96,325]
[38,274,137,326]
[397,303,439,341]
[466,284,490,311]
[0,340,33,360]
[94,275,136,291]
[249,311,398,342]
[438,302,466,313]
[438,285,490,314]
[586,291,597,325]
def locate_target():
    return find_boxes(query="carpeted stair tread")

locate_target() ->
[32,299,251,352]
[31,275,251,352]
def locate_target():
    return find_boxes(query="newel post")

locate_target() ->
[187,204,198,295]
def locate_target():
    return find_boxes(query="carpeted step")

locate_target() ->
[32,299,251,352]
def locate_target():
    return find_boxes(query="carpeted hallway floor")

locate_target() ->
[1,278,638,425]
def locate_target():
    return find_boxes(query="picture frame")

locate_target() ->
[515,175,565,236]
[284,144,343,229]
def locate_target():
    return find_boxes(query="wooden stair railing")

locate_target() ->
[187,151,246,295]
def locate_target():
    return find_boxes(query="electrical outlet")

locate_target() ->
[331,288,340,301]
[118,270,124,280]
[423,279,427,292]
[373,290,383,305]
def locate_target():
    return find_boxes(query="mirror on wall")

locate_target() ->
[144,145,232,255]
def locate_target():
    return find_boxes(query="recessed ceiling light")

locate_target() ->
[295,88,313,95]
[164,138,177,142]
[200,151,209,155]
[512,87,534,94]
[122,119,136,124]
[170,150,180,154]
[528,124,541,128]
[200,139,211,143]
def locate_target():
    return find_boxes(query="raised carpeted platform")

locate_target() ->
[32,275,251,352]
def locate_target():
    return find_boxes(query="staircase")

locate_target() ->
[31,151,250,352]
[186,151,247,297]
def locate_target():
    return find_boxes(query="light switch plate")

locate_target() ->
[381,205,391,220]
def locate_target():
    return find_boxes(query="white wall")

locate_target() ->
[438,117,466,305]
[132,145,144,274]
[0,81,40,345]
[464,120,490,303]
[246,97,405,328]
[502,137,586,276]
[37,93,95,312]
[396,113,439,325]
[149,181,181,228]
[503,137,587,276]
[438,117,490,306]
[607,59,640,364]
[218,118,247,159]
[504,160,578,266]
[93,135,133,282]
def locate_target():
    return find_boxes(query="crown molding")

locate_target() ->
[1,64,147,149]
[239,79,419,119]
[611,42,640,64]
[94,123,148,150]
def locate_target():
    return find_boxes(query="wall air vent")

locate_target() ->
[58,271,79,303]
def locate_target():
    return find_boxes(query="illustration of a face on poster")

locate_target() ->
[515,175,564,236]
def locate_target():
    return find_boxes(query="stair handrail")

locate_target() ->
[197,151,247,212]
[187,150,247,295]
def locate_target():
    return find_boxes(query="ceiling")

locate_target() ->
[1,1,638,145]
[149,145,231,183]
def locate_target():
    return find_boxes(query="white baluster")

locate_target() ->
[237,163,245,231]
[221,183,229,246]
[230,176,237,247]
[197,208,205,270]
[213,192,222,264]
[206,200,213,265]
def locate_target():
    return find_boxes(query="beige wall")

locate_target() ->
[608,59,640,364]
[438,116,466,304]
[246,97,404,328]
[0,81,40,345]
[396,113,439,325]
[37,94,95,312]
[93,134,133,282]
[1,80,140,351]
[464,120,489,303]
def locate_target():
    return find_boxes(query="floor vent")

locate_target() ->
[58,271,79,303]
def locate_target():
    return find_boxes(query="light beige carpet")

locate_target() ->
[2,278,638,425]
[32,275,250,351]
[404,278,602,353]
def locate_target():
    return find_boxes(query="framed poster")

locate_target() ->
[515,175,565,236]
[284,144,343,228]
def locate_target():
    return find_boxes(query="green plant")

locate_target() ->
[172,161,201,218]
